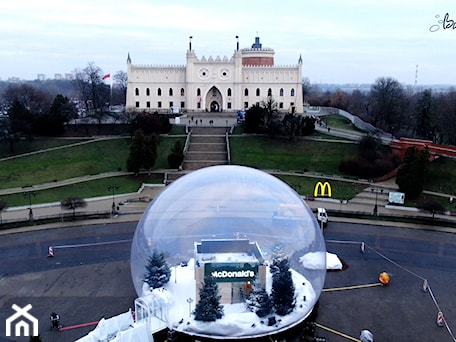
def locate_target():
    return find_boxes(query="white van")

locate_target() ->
[316,208,328,227]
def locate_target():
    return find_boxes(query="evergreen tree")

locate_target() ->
[246,280,273,318]
[396,146,430,198]
[144,248,171,289]
[194,276,224,322]
[127,129,158,173]
[271,257,296,316]
[167,140,184,169]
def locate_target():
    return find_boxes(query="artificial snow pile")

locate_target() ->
[75,310,150,342]
[77,252,343,341]
[299,251,343,270]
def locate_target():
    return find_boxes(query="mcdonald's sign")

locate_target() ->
[314,181,332,197]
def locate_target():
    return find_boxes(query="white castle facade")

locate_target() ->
[126,36,303,114]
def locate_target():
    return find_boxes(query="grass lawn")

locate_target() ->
[425,157,456,195]
[1,175,163,207]
[0,138,87,159]
[0,136,185,190]
[230,135,358,175]
[275,174,366,200]
[322,114,357,130]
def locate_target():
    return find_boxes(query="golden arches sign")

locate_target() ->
[314,181,332,197]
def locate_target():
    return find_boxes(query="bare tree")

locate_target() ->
[74,62,110,128]
[368,77,405,134]
[112,70,128,105]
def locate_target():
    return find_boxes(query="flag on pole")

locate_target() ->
[102,74,111,80]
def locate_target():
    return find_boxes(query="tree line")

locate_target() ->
[304,77,456,146]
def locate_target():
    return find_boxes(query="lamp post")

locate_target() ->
[107,184,119,214]
[187,297,193,317]
[371,187,384,216]
[23,190,36,222]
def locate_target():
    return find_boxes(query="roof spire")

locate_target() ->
[127,52,131,64]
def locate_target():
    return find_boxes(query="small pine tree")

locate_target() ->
[144,248,171,289]
[167,140,184,169]
[271,257,296,316]
[246,280,273,318]
[194,276,224,322]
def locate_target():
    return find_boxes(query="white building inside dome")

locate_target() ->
[126,36,303,114]
[194,239,267,305]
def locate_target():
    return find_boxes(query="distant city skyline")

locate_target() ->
[1,1,455,85]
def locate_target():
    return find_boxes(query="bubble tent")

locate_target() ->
[130,165,326,339]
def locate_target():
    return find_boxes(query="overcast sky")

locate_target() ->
[1,0,455,85]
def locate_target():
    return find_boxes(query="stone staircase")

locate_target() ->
[183,127,229,170]
[165,126,229,184]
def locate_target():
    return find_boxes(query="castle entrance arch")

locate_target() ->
[206,86,223,112]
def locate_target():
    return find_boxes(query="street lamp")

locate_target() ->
[23,190,36,222]
[107,184,119,214]
[371,187,384,216]
[187,297,193,317]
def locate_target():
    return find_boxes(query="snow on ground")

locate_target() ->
[79,253,342,341]
[141,256,324,338]
[300,251,343,270]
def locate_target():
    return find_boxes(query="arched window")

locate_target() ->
[290,88,295,96]
[157,88,162,96]
[146,88,150,96]
[227,88,232,97]
[256,88,260,96]
[244,88,249,96]
[169,88,173,96]
[280,88,284,97]
[197,88,201,96]
[180,88,185,96]
[267,88,272,97]
[135,88,139,96]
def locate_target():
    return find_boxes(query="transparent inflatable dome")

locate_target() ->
[131,165,326,339]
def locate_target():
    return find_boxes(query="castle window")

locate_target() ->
[279,102,284,109]
[181,101,185,108]
[244,102,249,108]
[146,101,150,108]
[267,88,272,97]
[197,102,201,109]
[169,88,173,96]
[135,88,139,96]
[197,88,201,96]
[158,101,162,108]
[146,88,150,96]
[256,88,260,96]
[169,101,173,108]
[227,88,232,96]
[290,88,295,96]
[158,88,162,96]
[180,88,185,96]
[280,88,284,97]
[227,102,232,109]
[135,101,139,107]
[244,88,248,96]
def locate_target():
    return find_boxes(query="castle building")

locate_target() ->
[126,36,303,114]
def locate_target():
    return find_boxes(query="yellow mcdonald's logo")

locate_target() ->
[314,181,332,197]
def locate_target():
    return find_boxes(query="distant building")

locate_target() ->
[37,74,46,81]
[126,36,303,114]
[194,239,266,304]
[54,73,63,80]
[65,73,75,80]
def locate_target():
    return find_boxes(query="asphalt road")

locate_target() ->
[1,222,455,341]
